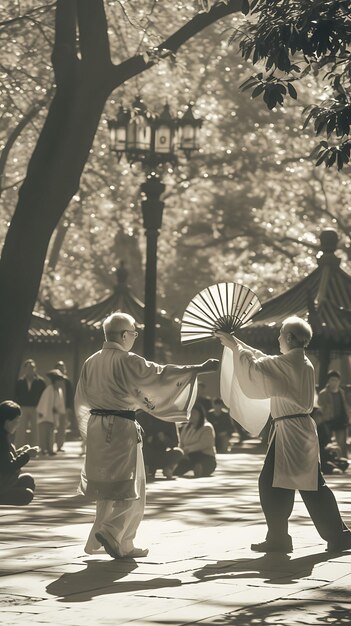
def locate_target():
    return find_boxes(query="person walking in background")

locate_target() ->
[137,411,184,480]
[318,370,350,459]
[54,361,76,451]
[37,369,65,456]
[0,401,38,506]
[207,397,235,453]
[14,359,46,448]
[217,316,351,554]
[174,404,216,478]
[75,312,218,559]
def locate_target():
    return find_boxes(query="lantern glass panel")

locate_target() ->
[109,125,116,151]
[116,126,127,152]
[154,125,173,154]
[179,124,196,151]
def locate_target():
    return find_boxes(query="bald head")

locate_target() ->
[281,316,312,348]
[103,312,136,341]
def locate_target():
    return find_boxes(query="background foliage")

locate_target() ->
[0,0,350,320]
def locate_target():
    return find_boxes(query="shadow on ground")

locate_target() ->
[46,559,181,602]
[0,444,350,543]
[194,551,331,584]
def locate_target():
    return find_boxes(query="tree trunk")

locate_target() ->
[0,0,243,400]
[0,77,109,399]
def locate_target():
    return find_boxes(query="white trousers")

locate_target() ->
[84,443,146,556]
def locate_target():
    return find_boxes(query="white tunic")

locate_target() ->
[220,344,319,490]
[75,341,198,500]
[36,385,65,426]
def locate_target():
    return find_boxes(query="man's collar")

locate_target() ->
[103,340,126,352]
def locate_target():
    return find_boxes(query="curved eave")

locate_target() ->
[45,285,175,335]
[28,314,68,344]
[238,263,351,351]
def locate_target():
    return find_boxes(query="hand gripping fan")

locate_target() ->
[180,282,261,344]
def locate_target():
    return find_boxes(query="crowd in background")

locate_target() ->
[12,359,77,457]
[2,359,351,493]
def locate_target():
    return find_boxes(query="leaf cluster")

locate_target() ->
[241,72,297,109]
[230,0,351,169]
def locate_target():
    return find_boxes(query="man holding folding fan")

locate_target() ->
[216,316,351,554]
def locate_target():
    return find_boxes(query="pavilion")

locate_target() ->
[238,229,351,387]
[40,262,176,382]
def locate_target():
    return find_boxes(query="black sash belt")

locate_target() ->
[274,413,310,423]
[90,409,136,421]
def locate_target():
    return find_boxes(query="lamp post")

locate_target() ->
[108,96,202,360]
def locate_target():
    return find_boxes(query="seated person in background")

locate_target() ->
[321,442,349,475]
[207,397,235,453]
[174,404,216,478]
[312,407,348,475]
[137,411,184,480]
[312,406,332,450]
[196,381,213,416]
[0,401,38,505]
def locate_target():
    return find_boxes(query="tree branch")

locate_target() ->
[109,0,243,87]
[51,0,77,85]
[0,99,50,196]
[0,3,55,32]
[77,0,111,67]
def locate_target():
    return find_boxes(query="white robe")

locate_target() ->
[75,341,198,500]
[36,385,65,426]
[220,344,319,490]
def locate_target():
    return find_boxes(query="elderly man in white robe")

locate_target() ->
[75,312,218,559]
[216,315,351,554]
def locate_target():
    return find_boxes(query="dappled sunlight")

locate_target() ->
[179,599,351,626]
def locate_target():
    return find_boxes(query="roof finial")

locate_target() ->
[116,260,128,284]
[317,229,340,267]
[319,229,338,253]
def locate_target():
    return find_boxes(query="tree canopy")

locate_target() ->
[0,1,350,398]
[1,1,350,316]
[226,0,351,170]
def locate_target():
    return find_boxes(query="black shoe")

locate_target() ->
[327,532,351,553]
[251,540,293,554]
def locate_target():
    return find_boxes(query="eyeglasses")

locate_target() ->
[122,329,138,337]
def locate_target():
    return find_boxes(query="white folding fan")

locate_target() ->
[180,282,261,344]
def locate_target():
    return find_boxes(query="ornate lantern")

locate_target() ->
[126,96,152,156]
[177,104,202,157]
[153,103,176,155]
[108,105,130,161]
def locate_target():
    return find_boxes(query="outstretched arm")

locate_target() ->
[215,331,267,358]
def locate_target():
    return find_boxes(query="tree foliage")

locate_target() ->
[227,0,351,169]
[1,1,350,323]
[0,0,350,401]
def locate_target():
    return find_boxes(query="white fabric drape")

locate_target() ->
[220,346,270,437]
[220,344,319,490]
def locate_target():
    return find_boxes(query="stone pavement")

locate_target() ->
[1,441,351,625]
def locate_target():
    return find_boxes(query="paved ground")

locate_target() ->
[1,440,351,625]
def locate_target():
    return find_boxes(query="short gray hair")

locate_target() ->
[281,316,312,348]
[103,312,136,340]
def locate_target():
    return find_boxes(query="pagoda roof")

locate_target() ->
[43,262,174,337]
[29,312,68,344]
[239,229,351,352]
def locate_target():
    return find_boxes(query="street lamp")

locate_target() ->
[108,97,202,360]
